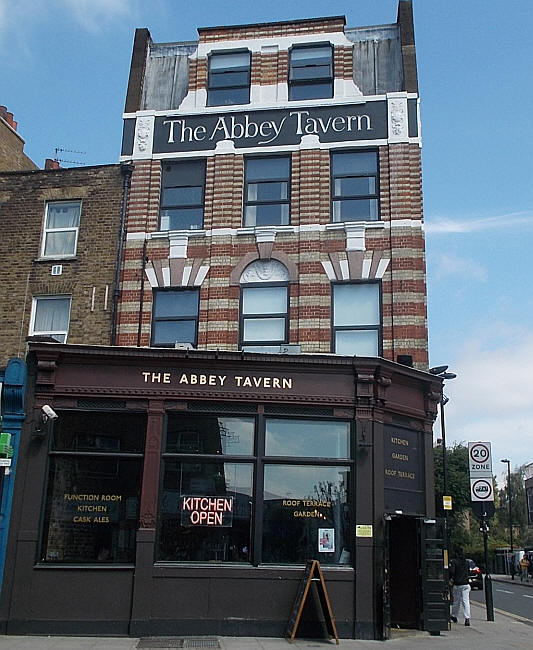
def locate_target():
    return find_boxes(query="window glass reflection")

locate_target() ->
[166,415,255,455]
[265,419,350,458]
[262,465,350,565]
[40,457,142,563]
[157,461,253,563]
[52,411,145,454]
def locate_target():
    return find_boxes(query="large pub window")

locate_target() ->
[156,413,352,566]
[158,415,254,563]
[39,411,146,564]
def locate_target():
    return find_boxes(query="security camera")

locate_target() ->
[42,405,58,420]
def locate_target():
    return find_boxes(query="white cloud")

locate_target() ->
[0,0,136,43]
[434,324,533,477]
[426,210,533,234]
[59,0,133,32]
[429,252,488,282]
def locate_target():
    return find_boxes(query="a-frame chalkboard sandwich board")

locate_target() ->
[286,559,339,644]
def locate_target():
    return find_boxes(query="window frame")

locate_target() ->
[151,288,200,348]
[331,280,382,356]
[288,43,334,101]
[239,282,289,349]
[159,160,206,232]
[243,155,291,227]
[29,295,72,343]
[156,411,354,567]
[330,149,380,223]
[41,200,81,259]
[207,50,251,107]
[38,409,146,565]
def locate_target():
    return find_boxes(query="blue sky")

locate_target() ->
[2,0,532,480]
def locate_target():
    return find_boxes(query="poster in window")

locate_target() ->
[318,528,335,553]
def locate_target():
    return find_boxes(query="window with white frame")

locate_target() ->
[331,151,379,222]
[30,296,72,343]
[244,156,290,227]
[42,201,81,257]
[332,282,381,356]
[240,260,290,351]
[151,289,199,348]
[208,51,251,106]
[289,44,333,101]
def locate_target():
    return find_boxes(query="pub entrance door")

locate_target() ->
[384,515,448,636]
[387,515,420,629]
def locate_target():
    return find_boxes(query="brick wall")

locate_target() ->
[0,165,124,365]
[0,118,38,172]
[197,17,346,43]
[192,43,352,91]
[118,138,428,367]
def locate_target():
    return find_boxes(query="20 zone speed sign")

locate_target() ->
[470,478,494,501]
[468,442,492,477]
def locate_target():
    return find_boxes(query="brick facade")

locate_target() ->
[0,165,125,365]
[117,7,428,368]
[117,145,428,365]
[0,107,38,172]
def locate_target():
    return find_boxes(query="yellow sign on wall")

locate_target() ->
[356,524,373,538]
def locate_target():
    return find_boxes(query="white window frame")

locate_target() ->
[29,296,72,343]
[332,282,382,356]
[41,200,81,258]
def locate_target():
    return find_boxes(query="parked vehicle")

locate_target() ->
[466,559,483,589]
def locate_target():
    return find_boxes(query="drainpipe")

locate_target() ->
[111,163,134,346]
[137,238,148,347]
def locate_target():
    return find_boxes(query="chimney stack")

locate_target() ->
[45,159,61,170]
[0,106,18,131]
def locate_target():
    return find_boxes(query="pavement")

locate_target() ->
[0,575,530,650]
[491,573,533,587]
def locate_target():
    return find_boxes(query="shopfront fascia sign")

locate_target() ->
[154,103,386,153]
[121,98,418,158]
[149,102,387,154]
[181,495,234,526]
[141,370,294,392]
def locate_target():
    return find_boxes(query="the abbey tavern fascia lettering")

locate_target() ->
[153,101,388,153]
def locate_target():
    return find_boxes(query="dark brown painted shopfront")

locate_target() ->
[0,343,442,639]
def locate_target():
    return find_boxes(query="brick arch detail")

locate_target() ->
[229,251,298,286]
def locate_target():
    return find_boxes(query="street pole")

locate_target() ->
[501,459,514,580]
[439,396,449,567]
[481,512,494,621]
[429,365,456,625]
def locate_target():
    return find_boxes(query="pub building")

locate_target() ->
[0,1,449,640]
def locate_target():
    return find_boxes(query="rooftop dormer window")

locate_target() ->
[289,44,333,101]
[208,51,251,106]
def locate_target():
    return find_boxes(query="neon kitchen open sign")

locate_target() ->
[181,496,234,526]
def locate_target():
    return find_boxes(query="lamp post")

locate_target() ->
[501,459,514,580]
[429,366,457,518]
[429,365,457,621]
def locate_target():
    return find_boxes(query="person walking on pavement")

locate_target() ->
[449,548,471,626]
[519,555,530,582]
